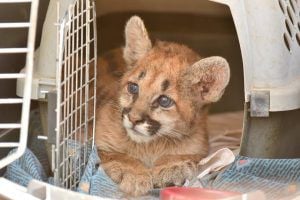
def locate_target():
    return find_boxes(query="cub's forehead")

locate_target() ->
[134,57,189,79]
[122,42,200,88]
[131,63,180,83]
[133,68,171,85]
[141,53,191,71]
[121,66,175,96]
[125,59,188,92]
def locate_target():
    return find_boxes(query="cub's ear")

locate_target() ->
[181,56,230,103]
[123,16,152,67]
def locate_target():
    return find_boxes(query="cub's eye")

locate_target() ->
[127,82,139,94]
[158,95,174,108]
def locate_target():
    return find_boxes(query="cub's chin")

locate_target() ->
[125,127,156,143]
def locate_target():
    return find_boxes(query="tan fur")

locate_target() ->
[95,16,230,197]
[123,16,152,67]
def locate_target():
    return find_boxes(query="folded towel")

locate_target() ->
[4,148,53,186]
[77,147,123,198]
[201,156,300,199]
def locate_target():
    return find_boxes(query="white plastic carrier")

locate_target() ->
[2,0,299,193]
[213,0,300,112]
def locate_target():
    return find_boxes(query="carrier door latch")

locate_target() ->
[47,91,57,144]
[250,90,270,117]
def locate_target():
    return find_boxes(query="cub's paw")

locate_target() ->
[119,171,153,197]
[101,161,153,196]
[101,161,124,183]
[153,160,198,188]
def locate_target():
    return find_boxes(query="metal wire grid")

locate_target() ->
[55,0,97,189]
[0,0,39,169]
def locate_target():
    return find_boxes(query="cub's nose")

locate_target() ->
[128,113,144,125]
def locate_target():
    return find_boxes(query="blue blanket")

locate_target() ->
[5,147,300,199]
[4,146,159,199]
[4,147,124,199]
[201,156,300,199]
[3,109,160,199]
[77,147,123,198]
[5,109,300,200]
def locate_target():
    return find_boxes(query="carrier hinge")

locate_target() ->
[250,90,270,117]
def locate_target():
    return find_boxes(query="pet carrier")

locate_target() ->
[1,0,300,198]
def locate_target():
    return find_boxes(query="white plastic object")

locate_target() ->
[0,178,108,200]
[16,0,75,100]
[54,0,97,189]
[27,179,108,200]
[0,178,39,200]
[211,0,300,112]
[0,0,39,169]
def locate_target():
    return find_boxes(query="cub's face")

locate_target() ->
[119,16,230,143]
[120,42,199,143]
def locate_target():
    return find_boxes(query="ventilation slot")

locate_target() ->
[279,0,286,13]
[285,19,293,37]
[296,33,300,46]
[284,33,291,51]
[287,6,296,24]
[289,0,297,12]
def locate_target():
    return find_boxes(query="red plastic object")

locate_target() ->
[160,187,240,200]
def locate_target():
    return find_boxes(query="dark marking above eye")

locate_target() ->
[138,71,146,80]
[161,79,170,91]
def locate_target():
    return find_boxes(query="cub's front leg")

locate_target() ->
[152,154,202,188]
[100,151,153,197]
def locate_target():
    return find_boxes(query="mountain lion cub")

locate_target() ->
[95,16,230,196]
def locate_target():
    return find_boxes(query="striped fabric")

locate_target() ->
[77,147,123,198]
[4,145,159,199]
[4,110,300,199]
[4,148,53,186]
[202,156,300,199]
